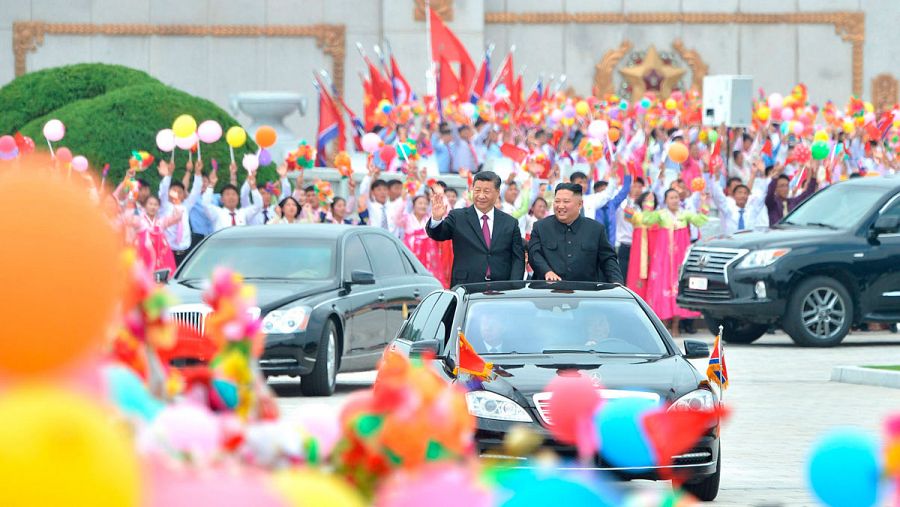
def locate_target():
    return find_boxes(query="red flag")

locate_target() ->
[315,79,345,166]
[643,406,728,472]
[430,10,475,91]
[455,332,493,378]
[361,76,376,131]
[468,54,490,102]
[761,138,773,158]
[367,60,392,104]
[490,52,515,95]
[500,143,528,163]
[438,54,462,101]
[512,75,523,113]
[524,82,542,113]
[390,55,412,105]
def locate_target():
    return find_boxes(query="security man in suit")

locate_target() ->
[427,171,525,286]
[528,182,624,283]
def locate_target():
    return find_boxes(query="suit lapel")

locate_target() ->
[468,206,489,250]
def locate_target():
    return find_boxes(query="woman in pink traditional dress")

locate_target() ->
[645,189,706,336]
[626,191,659,301]
[396,194,446,287]
[127,194,182,275]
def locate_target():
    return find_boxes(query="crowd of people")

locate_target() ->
[96,83,900,335]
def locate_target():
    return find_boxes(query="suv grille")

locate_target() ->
[170,304,212,336]
[683,247,744,277]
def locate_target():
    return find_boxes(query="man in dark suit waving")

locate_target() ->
[427,171,525,286]
[528,182,624,283]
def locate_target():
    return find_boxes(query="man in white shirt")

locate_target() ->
[615,176,645,279]
[242,164,292,225]
[158,160,203,264]
[705,172,767,236]
[202,169,263,232]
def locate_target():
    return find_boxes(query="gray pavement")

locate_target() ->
[273,330,900,505]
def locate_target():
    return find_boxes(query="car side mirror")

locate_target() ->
[154,269,171,283]
[409,339,441,358]
[349,270,376,285]
[873,215,900,236]
[683,339,710,359]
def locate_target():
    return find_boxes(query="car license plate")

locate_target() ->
[689,277,708,290]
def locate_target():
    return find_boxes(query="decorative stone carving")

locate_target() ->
[672,39,707,92]
[415,0,453,21]
[618,46,686,101]
[593,40,632,96]
[871,74,898,112]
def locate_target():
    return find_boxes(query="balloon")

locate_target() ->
[377,464,493,507]
[380,145,398,165]
[864,112,876,124]
[197,120,223,144]
[0,386,140,507]
[664,98,677,111]
[608,127,620,143]
[103,364,163,421]
[814,130,829,142]
[496,471,612,506]
[0,148,18,160]
[258,148,272,166]
[175,133,198,150]
[757,106,771,122]
[781,108,794,121]
[780,122,791,136]
[563,105,576,119]
[273,469,365,507]
[255,125,277,148]
[864,101,874,113]
[708,130,719,145]
[0,162,124,376]
[575,100,590,116]
[156,129,176,152]
[596,397,658,469]
[767,93,783,109]
[226,126,247,148]
[172,114,197,138]
[587,120,608,139]
[792,122,805,135]
[459,102,476,119]
[808,429,879,507]
[0,135,15,153]
[640,97,652,109]
[793,144,811,164]
[16,135,35,154]
[668,142,689,164]
[149,402,221,459]
[242,153,259,172]
[43,119,65,142]
[811,140,830,160]
[545,373,601,448]
[56,147,73,164]
[147,465,284,507]
[71,155,89,172]
[362,132,383,154]
[550,109,563,122]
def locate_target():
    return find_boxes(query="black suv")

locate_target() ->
[677,176,900,347]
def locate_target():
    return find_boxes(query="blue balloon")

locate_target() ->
[212,378,239,409]
[103,364,163,421]
[595,397,658,470]
[808,429,880,507]
[499,473,617,507]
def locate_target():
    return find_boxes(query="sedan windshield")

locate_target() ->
[463,298,667,355]
[784,184,885,229]
[177,238,335,281]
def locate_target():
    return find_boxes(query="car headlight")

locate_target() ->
[262,306,311,334]
[737,248,791,269]
[669,389,717,412]
[465,391,532,422]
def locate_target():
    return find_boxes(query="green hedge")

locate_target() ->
[3,63,276,190]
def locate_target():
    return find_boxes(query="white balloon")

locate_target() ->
[588,120,609,140]
[242,153,259,172]
[174,133,198,150]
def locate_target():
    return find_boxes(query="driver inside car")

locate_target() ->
[473,315,507,354]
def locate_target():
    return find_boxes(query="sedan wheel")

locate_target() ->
[784,277,853,347]
[301,320,339,396]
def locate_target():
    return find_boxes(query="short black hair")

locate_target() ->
[776,174,790,183]
[371,179,388,191]
[593,180,608,192]
[727,176,743,187]
[849,172,862,179]
[304,185,315,193]
[145,194,161,205]
[506,181,518,189]
[220,183,239,196]
[473,170,501,189]
[554,182,583,196]
[570,171,588,182]
[733,184,750,194]
[636,191,656,211]
[445,187,458,196]
[137,178,150,189]
[388,179,402,188]
[663,188,680,201]
[634,177,645,186]
[435,180,448,190]
[170,180,185,191]
[330,197,346,210]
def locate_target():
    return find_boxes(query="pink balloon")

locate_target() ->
[545,372,602,449]
[0,135,15,153]
[780,108,794,122]
[56,147,73,164]
[71,155,89,172]
[377,464,493,507]
[588,120,609,139]
[197,120,223,144]
[767,93,783,109]
[792,122,805,135]
[149,402,221,459]
[43,119,66,142]
[361,132,382,154]
[550,109,564,122]
[146,461,285,507]
[293,403,342,458]
[864,112,876,124]
[242,153,259,172]
[156,129,176,152]
[175,133,198,150]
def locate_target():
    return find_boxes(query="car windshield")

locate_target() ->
[177,237,335,281]
[783,184,885,229]
[463,298,668,356]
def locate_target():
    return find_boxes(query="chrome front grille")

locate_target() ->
[533,390,661,426]
[683,247,744,277]
[169,304,212,335]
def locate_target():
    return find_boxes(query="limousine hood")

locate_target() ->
[167,279,337,311]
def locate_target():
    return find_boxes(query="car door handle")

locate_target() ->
[413,290,421,298]
[378,294,386,302]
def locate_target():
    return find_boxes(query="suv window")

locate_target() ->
[361,234,405,278]
[881,195,900,220]
[343,235,372,278]
[421,293,458,345]
[398,293,440,342]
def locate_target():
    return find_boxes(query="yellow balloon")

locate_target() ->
[814,130,829,142]
[226,126,247,148]
[664,98,677,111]
[0,386,141,507]
[842,120,855,133]
[272,470,365,507]
[575,100,589,116]
[864,101,874,113]
[172,114,197,138]
[893,119,900,129]
[757,106,771,121]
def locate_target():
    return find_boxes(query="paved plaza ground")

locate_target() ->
[274,330,900,505]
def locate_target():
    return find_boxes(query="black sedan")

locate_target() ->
[165,224,441,396]
[387,281,722,501]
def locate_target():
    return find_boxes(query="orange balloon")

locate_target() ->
[254,126,277,149]
[668,142,689,164]
[0,154,124,377]
[608,127,621,143]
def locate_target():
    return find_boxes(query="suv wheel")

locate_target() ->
[784,276,853,347]
[300,320,339,396]
[682,447,721,501]
[702,314,767,344]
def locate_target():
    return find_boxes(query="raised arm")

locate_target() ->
[183,165,204,210]
[425,193,454,241]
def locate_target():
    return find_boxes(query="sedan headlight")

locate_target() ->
[669,389,717,412]
[465,391,532,422]
[262,306,311,334]
[737,248,791,269]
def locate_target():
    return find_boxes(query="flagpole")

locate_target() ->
[425,0,437,97]
[718,325,725,403]
[383,39,398,103]
[488,45,515,91]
